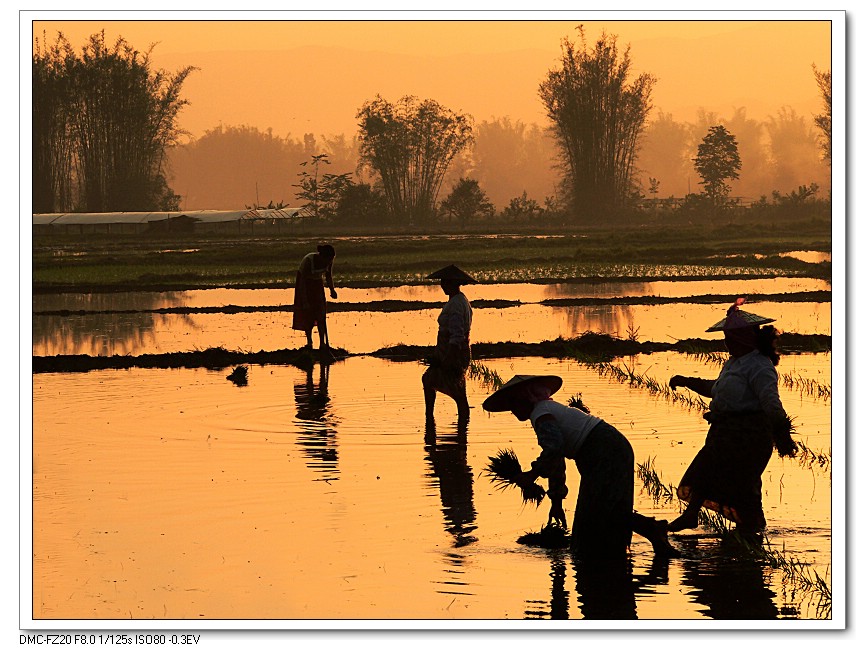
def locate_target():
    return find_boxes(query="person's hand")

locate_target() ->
[515,470,537,489]
[547,500,567,528]
[670,375,684,390]
[329,288,338,300]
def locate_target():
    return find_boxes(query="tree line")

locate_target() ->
[33,31,195,213]
[33,28,832,225]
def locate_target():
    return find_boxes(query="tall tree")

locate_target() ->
[812,64,831,166]
[693,125,742,207]
[33,33,76,213]
[33,31,195,212]
[356,95,473,224]
[538,28,655,217]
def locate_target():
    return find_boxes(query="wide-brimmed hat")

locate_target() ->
[707,298,775,332]
[426,264,477,284]
[482,375,563,412]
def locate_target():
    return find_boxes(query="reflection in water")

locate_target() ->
[678,537,779,619]
[293,363,339,479]
[563,304,638,340]
[33,311,198,356]
[525,553,675,620]
[424,421,478,549]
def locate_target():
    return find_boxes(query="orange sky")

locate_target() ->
[29,14,835,142]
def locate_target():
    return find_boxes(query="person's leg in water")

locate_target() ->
[303,328,313,350]
[455,383,470,422]
[422,371,437,421]
[632,512,680,557]
[667,491,703,532]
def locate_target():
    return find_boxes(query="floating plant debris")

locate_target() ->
[226,365,248,386]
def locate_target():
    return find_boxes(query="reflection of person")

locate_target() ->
[424,420,478,547]
[292,244,338,350]
[422,265,475,422]
[482,374,678,561]
[293,363,339,475]
[668,299,795,534]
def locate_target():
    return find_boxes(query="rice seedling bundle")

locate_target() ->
[484,448,546,506]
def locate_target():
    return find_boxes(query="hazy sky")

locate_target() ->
[29,13,835,142]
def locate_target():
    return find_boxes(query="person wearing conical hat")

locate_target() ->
[667,298,796,535]
[422,265,476,422]
[483,374,679,560]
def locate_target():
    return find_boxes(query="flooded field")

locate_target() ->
[28,239,837,626]
[31,348,833,622]
[32,276,830,358]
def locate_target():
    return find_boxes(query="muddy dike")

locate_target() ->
[33,291,830,317]
[32,333,831,374]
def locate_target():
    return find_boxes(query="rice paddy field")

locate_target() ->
[26,223,841,628]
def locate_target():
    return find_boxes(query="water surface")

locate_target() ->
[31,353,832,621]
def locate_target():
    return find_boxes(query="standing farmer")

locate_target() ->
[668,299,796,535]
[422,265,475,423]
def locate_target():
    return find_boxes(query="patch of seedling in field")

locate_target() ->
[468,361,505,390]
[586,359,710,412]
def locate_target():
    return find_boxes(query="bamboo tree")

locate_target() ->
[33,30,195,212]
[356,95,472,225]
[539,27,655,217]
[32,32,76,213]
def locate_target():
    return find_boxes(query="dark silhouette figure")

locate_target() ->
[292,243,338,352]
[422,265,476,424]
[669,299,794,535]
[483,374,678,561]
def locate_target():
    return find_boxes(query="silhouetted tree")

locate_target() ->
[295,153,353,220]
[439,178,494,226]
[333,182,389,225]
[32,33,75,213]
[33,31,195,212]
[539,28,655,217]
[812,64,831,166]
[693,125,741,207]
[356,95,473,224]
[502,191,543,220]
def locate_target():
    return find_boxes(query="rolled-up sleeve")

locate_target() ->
[531,418,568,499]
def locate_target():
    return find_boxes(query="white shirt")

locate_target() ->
[437,291,472,347]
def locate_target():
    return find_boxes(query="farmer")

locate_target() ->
[667,298,796,534]
[292,243,338,351]
[482,374,679,561]
[422,265,475,422]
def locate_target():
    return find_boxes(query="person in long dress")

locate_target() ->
[667,298,796,535]
[292,244,338,350]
